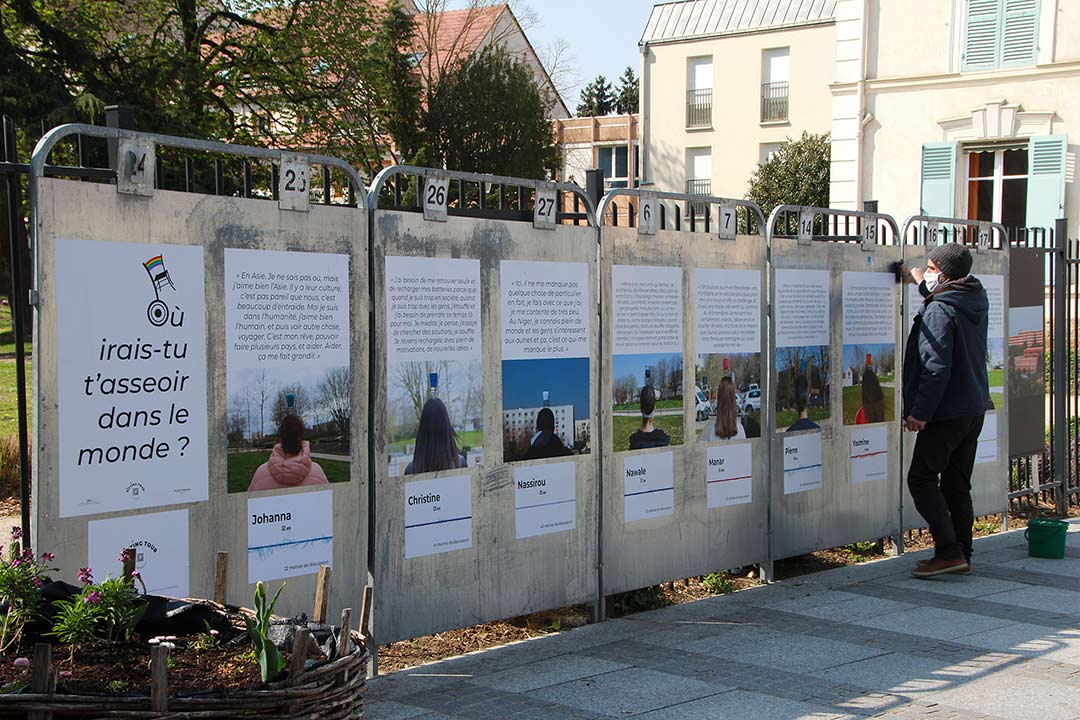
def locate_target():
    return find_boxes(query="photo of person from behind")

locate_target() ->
[629,385,672,450]
[247,414,330,492]
[855,366,886,424]
[786,376,820,433]
[405,397,468,475]
[706,377,747,441]
[524,407,573,460]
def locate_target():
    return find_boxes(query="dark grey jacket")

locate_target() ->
[902,277,991,422]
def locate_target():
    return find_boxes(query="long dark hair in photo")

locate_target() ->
[861,367,885,423]
[411,397,462,474]
[714,376,739,439]
[279,414,305,456]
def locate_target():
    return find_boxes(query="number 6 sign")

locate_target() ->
[638,192,658,235]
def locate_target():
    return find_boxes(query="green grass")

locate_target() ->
[775,407,830,430]
[612,414,684,452]
[990,392,1005,411]
[841,385,896,425]
[0,304,18,357]
[227,450,350,493]
[0,360,30,436]
[612,399,683,413]
[388,430,484,455]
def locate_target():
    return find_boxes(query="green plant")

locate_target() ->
[106,679,127,693]
[611,585,666,616]
[190,621,221,651]
[0,528,56,653]
[702,573,737,595]
[48,567,146,653]
[244,581,286,683]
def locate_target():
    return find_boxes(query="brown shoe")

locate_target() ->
[917,557,972,574]
[912,557,970,578]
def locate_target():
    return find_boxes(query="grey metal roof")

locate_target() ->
[641,0,836,44]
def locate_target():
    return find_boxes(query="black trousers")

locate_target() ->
[906,415,985,561]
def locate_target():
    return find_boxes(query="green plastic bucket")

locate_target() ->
[1025,518,1069,559]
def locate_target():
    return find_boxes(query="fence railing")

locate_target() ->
[761,81,789,122]
[686,89,712,128]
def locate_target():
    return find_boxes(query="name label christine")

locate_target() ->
[408,493,441,506]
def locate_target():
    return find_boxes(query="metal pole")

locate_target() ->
[2,116,31,548]
[1054,217,1068,514]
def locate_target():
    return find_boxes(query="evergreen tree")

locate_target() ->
[746,132,831,218]
[615,66,639,115]
[575,74,615,117]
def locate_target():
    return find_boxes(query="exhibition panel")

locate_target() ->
[369,167,600,644]
[767,207,904,560]
[597,191,769,598]
[899,217,1011,531]
[30,124,369,619]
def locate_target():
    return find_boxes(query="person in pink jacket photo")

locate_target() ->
[247,414,329,492]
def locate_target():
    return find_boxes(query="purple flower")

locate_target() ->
[42,552,55,562]
[59,670,72,679]
[77,567,93,584]
[32,577,43,588]
[209,629,220,637]
[130,570,141,579]
[13,658,29,668]
[83,590,102,605]
[10,527,22,541]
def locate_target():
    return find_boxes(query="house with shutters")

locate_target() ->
[829,0,1077,233]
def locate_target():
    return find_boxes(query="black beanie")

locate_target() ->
[928,243,973,279]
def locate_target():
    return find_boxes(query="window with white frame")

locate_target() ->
[964,146,1028,228]
[962,0,1039,71]
[760,143,783,165]
[597,144,638,189]
[686,57,713,128]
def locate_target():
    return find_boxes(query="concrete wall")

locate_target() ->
[641,22,835,198]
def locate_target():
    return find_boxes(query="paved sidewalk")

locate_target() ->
[367,520,1080,720]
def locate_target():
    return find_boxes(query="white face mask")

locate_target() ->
[924,271,941,292]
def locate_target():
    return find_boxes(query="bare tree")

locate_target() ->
[539,37,580,112]
[318,367,352,442]
[246,369,275,438]
[271,385,313,427]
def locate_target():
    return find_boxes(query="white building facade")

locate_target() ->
[639,0,836,198]
[830,0,1076,233]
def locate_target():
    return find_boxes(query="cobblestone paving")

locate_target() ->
[367,520,1080,720]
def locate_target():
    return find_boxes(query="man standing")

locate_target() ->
[901,243,990,578]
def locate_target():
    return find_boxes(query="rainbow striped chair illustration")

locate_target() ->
[143,254,175,326]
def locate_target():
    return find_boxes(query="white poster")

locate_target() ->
[55,239,208,517]
[501,260,590,360]
[247,490,333,583]
[695,268,761,355]
[224,249,351,493]
[907,284,924,328]
[88,509,189,597]
[983,274,1006,340]
[385,256,481,364]
[623,451,674,521]
[849,426,888,485]
[514,461,576,539]
[404,474,472,558]
[976,414,999,465]
[385,257,483,476]
[224,249,349,370]
[775,269,830,348]
[842,272,896,345]
[783,432,823,494]
[706,442,753,508]
[611,265,682,355]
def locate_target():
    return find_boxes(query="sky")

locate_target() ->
[448,0,659,112]
[502,357,592,419]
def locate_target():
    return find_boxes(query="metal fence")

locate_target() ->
[761,81,789,122]
[686,89,713,128]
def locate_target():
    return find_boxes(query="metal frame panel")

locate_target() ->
[597,190,769,596]
[30,124,369,620]
[899,216,1011,530]
[766,206,903,559]
[368,167,600,645]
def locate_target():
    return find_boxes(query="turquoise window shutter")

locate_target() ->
[920,143,958,218]
[1026,134,1066,231]
[1001,0,1040,68]
[963,0,1003,71]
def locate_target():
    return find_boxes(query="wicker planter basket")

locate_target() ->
[0,600,369,719]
